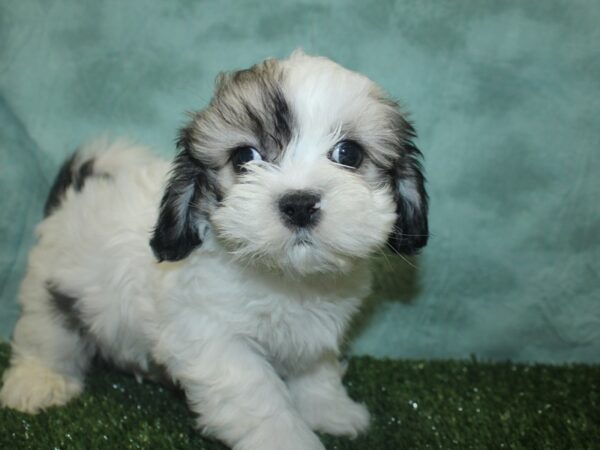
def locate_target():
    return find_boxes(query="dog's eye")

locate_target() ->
[329,140,364,168]
[231,146,263,173]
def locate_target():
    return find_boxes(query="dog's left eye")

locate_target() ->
[231,146,263,173]
[329,140,364,168]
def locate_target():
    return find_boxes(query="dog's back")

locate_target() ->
[0,140,168,413]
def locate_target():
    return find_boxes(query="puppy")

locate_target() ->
[0,50,428,450]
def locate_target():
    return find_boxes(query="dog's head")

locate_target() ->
[150,51,428,275]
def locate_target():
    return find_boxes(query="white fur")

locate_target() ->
[0,52,417,450]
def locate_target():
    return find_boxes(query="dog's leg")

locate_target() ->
[155,333,325,450]
[287,352,370,437]
[0,279,93,414]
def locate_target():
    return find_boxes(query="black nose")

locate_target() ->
[278,191,321,228]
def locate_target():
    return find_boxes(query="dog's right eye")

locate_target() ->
[231,146,263,173]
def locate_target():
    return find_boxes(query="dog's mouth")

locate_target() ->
[290,228,315,247]
[292,236,313,246]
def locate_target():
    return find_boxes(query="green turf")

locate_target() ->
[0,343,598,449]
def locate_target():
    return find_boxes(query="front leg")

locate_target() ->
[287,353,370,437]
[154,326,324,450]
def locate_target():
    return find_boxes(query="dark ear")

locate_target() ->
[150,127,219,262]
[388,125,429,255]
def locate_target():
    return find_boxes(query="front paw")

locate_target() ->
[299,396,370,438]
[318,399,370,437]
[233,415,325,450]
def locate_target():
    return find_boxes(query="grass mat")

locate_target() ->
[0,343,598,449]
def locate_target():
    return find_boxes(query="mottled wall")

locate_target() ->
[1,0,598,362]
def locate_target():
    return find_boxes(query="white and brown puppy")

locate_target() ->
[0,51,428,450]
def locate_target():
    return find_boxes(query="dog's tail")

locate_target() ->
[43,138,151,217]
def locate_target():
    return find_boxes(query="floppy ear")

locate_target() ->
[150,127,219,262]
[387,124,429,255]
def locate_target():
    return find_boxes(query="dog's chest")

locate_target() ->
[248,294,359,374]
[167,253,370,375]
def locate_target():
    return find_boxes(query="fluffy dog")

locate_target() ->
[0,51,428,450]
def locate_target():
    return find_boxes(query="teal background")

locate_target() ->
[1,0,599,363]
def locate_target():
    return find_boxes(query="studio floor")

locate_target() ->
[1,343,598,449]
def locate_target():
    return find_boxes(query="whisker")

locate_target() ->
[384,241,419,269]
[375,248,394,272]
[389,223,433,238]
[397,253,417,269]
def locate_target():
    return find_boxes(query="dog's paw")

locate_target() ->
[0,360,82,414]
[231,414,325,450]
[298,394,370,438]
[318,398,370,437]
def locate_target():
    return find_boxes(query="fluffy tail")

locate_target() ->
[44,138,151,217]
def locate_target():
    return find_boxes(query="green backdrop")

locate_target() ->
[1,0,598,363]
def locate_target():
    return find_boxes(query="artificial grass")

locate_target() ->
[0,343,598,449]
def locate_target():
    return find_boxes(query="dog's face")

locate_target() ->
[150,51,428,275]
